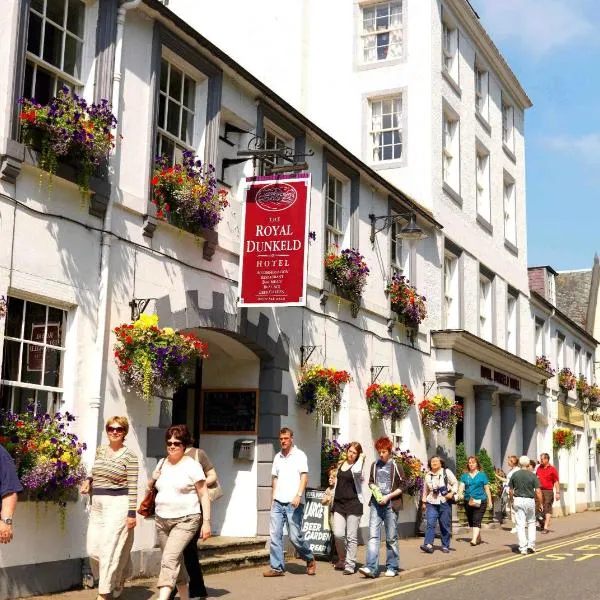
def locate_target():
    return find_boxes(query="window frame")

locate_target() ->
[262,124,292,175]
[474,63,489,121]
[442,109,460,192]
[479,270,493,342]
[1,296,68,415]
[444,251,460,329]
[23,0,86,105]
[325,169,348,250]
[360,1,404,64]
[476,143,491,223]
[503,174,517,246]
[556,331,565,372]
[502,97,515,152]
[534,317,545,358]
[506,290,518,354]
[321,407,340,442]
[369,95,403,163]
[442,16,459,84]
[574,344,581,376]
[156,52,204,165]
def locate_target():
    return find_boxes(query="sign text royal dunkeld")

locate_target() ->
[238,174,311,307]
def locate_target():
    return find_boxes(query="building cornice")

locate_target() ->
[446,0,532,110]
[431,329,551,384]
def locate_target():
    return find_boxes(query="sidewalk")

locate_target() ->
[25,511,600,600]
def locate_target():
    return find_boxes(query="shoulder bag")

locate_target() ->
[137,458,165,518]
[191,447,224,502]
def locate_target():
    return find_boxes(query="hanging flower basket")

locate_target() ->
[385,274,427,327]
[0,405,87,511]
[536,356,555,375]
[393,448,424,496]
[19,87,117,195]
[320,438,350,487]
[366,383,415,421]
[296,364,351,420]
[576,374,590,400]
[588,386,600,407]
[558,368,576,393]
[324,247,369,316]
[419,394,463,435]
[553,427,575,451]
[151,151,229,236]
[114,313,208,400]
[0,295,6,318]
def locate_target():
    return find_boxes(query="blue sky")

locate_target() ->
[470,0,600,271]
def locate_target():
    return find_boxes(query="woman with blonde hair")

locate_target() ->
[80,416,139,600]
[329,442,365,575]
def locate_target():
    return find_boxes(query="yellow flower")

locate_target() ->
[134,313,159,329]
[163,327,175,336]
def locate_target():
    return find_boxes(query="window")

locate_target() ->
[502,98,514,151]
[506,291,518,354]
[444,252,459,328]
[390,211,408,278]
[361,1,403,63]
[23,0,85,104]
[535,317,545,358]
[262,128,290,174]
[586,352,593,381]
[556,332,565,372]
[474,64,489,120]
[390,417,402,448]
[574,344,581,376]
[370,97,402,162]
[503,176,516,245]
[442,20,458,82]
[547,273,556,305]
[442,111,459,191]
[326,173,344,249]
[479,271,493,342]
[0,297,67,414]
[156,58,197,164]
[476,146,490,222]
[321,408,340,442]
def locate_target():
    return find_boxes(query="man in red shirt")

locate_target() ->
[537,453,559,533]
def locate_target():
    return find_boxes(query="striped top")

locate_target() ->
[91,445,139,517]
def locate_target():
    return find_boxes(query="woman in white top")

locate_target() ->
[150,425,211,600]
[419,456,458,554]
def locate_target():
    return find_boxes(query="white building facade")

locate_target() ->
[0,1,593,597]
[167,0,548,475]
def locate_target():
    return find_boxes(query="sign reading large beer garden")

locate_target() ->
[238,174,311,306]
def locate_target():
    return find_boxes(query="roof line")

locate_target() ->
[142,0,442,230]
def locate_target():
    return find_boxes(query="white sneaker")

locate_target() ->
[520,549,528,555]
[510,528,517,534]
[384,569,397,577]
[358,566,375,578]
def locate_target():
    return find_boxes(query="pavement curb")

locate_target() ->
[290,526,600,600]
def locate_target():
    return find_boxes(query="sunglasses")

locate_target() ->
[166,441,183,447]
[106,426,125,434]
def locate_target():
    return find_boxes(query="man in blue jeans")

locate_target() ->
[359,437,405,578]
[263,427,316,577]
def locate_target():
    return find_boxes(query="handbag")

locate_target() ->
[137,458,165,518]
[208,474,224,502]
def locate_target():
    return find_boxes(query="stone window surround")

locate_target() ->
[443,238,464,329]
[143,22,223,259]
[1,0,109,218]
[478,263,496,344]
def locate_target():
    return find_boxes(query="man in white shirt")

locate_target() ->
[263,427,316,577]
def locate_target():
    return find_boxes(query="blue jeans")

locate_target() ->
[423,502,452,549]
[364,501,400,574]
[269,500,314,572]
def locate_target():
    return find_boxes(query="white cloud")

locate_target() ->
[472,0,596,58]
[545,133,600,165]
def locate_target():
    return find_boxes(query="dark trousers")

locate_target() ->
[168,528,207,598]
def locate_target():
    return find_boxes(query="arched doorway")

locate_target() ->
[155,291,290,536]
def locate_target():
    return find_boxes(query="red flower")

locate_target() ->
[16,421,24,428]
[151,176,159,186]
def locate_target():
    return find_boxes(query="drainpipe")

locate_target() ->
[88,0,142,455]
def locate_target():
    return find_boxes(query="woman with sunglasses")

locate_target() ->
[80,416,139,600]
[150,425,211,600]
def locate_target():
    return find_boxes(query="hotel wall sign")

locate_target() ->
[238,173,311,307]
[480,365,520,391]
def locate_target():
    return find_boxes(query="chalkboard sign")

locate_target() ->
[301,488,333,559]
[200,389,259,434]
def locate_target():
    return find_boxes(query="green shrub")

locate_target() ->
[456,442,467,475]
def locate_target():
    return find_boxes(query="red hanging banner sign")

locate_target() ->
[238,173,311,307]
